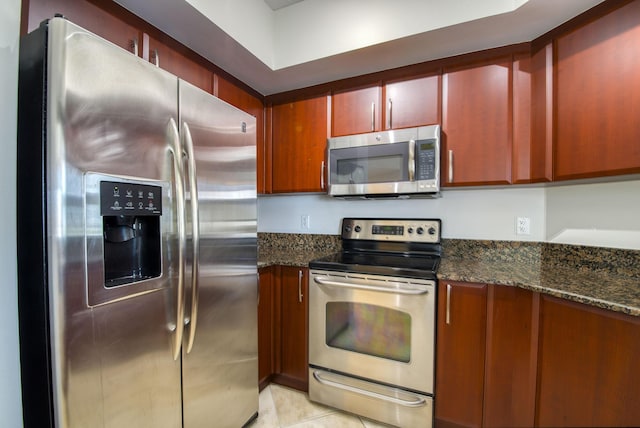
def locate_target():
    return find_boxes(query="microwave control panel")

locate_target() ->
[415,139,437,181]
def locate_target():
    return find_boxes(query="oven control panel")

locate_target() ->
[341,218,441,243]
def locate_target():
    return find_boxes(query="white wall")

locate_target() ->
[259,186,546,241]
[258,179,640,250]
[0,0,24,426]
[546,179,640,250]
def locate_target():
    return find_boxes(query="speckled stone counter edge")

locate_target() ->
[258,233,640,316]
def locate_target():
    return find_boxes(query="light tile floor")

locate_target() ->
[247,383,393,428]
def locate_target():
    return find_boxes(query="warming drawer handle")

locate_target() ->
[313,276,430,295]
[312,371,427,408]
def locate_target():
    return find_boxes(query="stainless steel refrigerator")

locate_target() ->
[17,17,258,428]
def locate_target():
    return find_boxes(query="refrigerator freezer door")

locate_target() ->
[178,80,259,428]
[44,18,182,427]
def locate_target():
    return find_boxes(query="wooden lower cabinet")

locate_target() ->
[435,281,487,428]
[258,265,309,392]
[436,282,538,428]
[536,295,640,427]
[483,285,538,428]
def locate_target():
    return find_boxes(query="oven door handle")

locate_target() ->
[313,276,430,295]
[312,370,427,408]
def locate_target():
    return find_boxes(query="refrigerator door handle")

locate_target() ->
[182,121,200,354]
[167,118,187,361]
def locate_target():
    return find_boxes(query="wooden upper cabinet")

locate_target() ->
[331,84,382,136]
[145,34,212,93]
[215,75,266,194]
[536,295,640,427]
[435,281,487,428]
[555,1,640,180]
[528,43,554,183]
[271,95,329,193]
[25,0,141,55]
[383,74,440,130]
[442,57,512,186]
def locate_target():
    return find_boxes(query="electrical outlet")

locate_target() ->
[516,217,531,235]
[301,214,310,230]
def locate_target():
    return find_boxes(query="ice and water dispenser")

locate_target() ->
[100,181,162,287]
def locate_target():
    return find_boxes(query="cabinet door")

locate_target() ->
[258,267,274,391]
[331,85,381,136]
[146,35,213,93]
[275,266,309,392]
[526,43,554,183]
[384,74,440,130]
[555,1,640,180]
[271,96,328,193]
[483,285,538,428]
[215,75,266,194]
[536,295,640,427]
[25,0,141,55]
[435,281,487,428]
[442,57,512,186]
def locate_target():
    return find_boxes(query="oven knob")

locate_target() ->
[417,227,424,235]
[428,227,436,235]
[408,227,414,234]
[354,225,362,233]
[344,225,352,233]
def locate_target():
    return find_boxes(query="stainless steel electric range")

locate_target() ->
[308,218,441,428]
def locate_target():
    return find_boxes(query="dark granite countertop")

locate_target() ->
[258,233,640,316]
[438,257,640,316]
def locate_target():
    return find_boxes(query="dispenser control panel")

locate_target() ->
[100,181,162,216]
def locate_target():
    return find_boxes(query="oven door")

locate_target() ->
[308,269,436,394]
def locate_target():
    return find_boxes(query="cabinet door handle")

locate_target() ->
[371,102,375,131]
[298,270,304,303]
[448,150,454,183]
[320,160,325,190]
[129,38,139,57]
[446,283,452,325]
[388,98,393,129]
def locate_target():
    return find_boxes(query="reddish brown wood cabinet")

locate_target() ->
[384,74,440,130]
[273,266,309,392]
[527,43,554,183]
[270,95,329,193]
[555,1,640,180]
[483,285,538,428]
[536,295,640,427]
[442,57,512,187]
[331,84,382,136]
[435,281,487,428]
[145,34,212,93]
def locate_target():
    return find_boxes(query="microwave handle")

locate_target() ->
[408,139,416,181]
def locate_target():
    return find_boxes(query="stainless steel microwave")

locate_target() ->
[327,125,440,198]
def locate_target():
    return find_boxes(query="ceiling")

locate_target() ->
[114,0,605,96]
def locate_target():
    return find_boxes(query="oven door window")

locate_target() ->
[330,143,410,185]
[325,302,411,363]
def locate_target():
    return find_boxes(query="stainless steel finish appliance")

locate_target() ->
[327,125,440,198]
[16,18,258,428]
[308,218,441,428]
